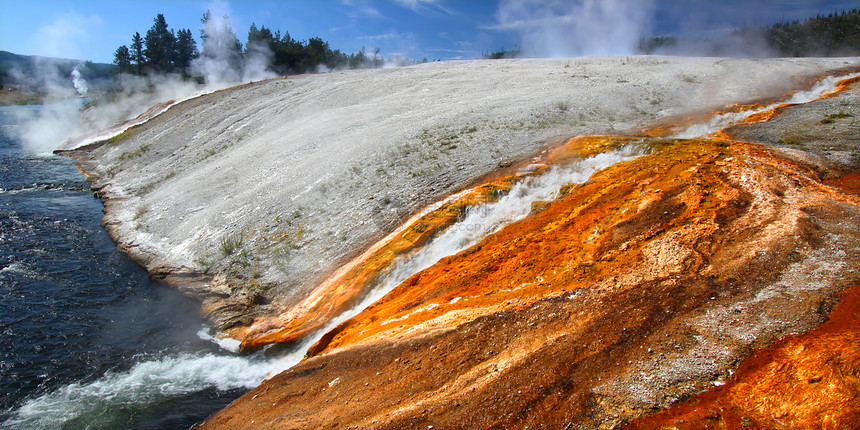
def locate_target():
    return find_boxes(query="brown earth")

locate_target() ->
[197,79,860,428]
[0,86,42,105]
[620,79,860,430]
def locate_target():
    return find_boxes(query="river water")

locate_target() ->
[0,104,274,429]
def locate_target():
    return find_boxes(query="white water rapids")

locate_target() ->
[4,353,284,429]
[5,71,857,429]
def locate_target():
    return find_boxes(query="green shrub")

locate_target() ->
[821,111,855,124]
[219,234,243,256]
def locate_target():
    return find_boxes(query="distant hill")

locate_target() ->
[639,8,860,57]
[0,50,116,92]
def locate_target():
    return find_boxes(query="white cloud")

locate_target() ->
[393,0,454,15]
[359,30,415,42]
[426,47,475,54]
[338,0,386,19]
[357,29,420,59]
[393,0,435,9]
[29,12,103,60]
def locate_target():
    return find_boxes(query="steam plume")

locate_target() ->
[492,0,655,57]
[12,7,274,154]
[71,67,88,97]
[192,6,275,84]
[194,12,243,83]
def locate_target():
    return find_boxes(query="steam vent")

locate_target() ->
[64,57,860,428]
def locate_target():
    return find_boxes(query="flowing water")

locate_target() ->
[673,72,860,138]
[0,105,290,429]
[317,145,646,333]
[289,71,860,354]
[0,103,646,429]
[260,144,647,360]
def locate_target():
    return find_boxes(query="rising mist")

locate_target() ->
[492,0,655,57]
[10,10,276,154]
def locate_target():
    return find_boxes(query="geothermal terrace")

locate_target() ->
[65,56,860,428]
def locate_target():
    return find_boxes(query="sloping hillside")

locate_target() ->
[65,57,856,338]
[195,67,860,429]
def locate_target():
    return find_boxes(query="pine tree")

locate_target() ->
[199,10,213,51]
[304,37,328,70]
[247,23,277,51]
[174,28,199,75]
[144,14,176,73]
[200,9,243,71]
[113,45,132,74]
[131,32,145,75]
[245,23,278,73]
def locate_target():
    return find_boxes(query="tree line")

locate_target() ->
[246,23,388,74]
[113,14,197,76]
[114,12,400,81]
[763,8,860,56]
[639,8,860,57]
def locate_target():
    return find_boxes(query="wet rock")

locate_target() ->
[200,297,256,331]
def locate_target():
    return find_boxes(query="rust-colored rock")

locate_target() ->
[226,72,860,355]
[232,174,524,351]
[308,137,859,357]
[198,134,860,429]
[626,284,860,430]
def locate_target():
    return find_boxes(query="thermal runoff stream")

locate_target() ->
[2,70,858,429]
[672,72,860,138]
[260,145,646,357]
[235,70,860,355]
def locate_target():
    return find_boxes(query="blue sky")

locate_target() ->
[1,0,857,64]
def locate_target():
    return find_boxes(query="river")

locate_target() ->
[0,104,271,429]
